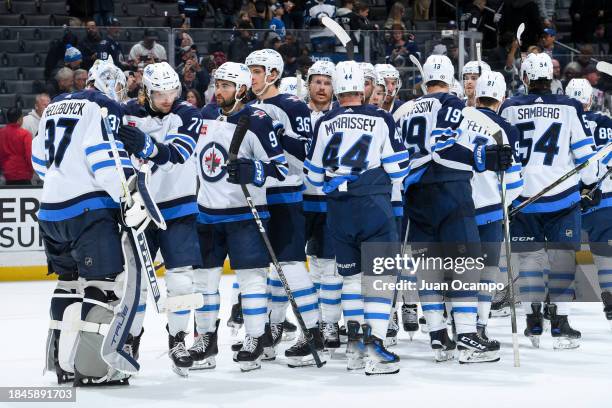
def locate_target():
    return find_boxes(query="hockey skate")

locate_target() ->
[227,295,244,336]
[543,298,552,332]
[524,302,543,348]
[346,320,365,370]
[232,323,275,361]
[285,327,326,368]
[601,291,612,330]
[189,319,219,370]
[429,328,456,362]
[384,311,399,347]
[490,287,511,318]
[549,304,581,350]
[282,319,297,342]
[363,324,399,375]
[168,329,193,377]
[457,332,500,364]
[401,304,419,340]
[321,322,341,355]
[237,334,265,372]
[419,316,429,334]
[339,324,348,344]
[128,328,144,362]
[262,322,283,360]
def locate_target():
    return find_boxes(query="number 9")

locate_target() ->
[269,131,278,148]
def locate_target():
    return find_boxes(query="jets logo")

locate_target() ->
[199,142,228,182]
[287,95,302,102]
[252,110,267,119]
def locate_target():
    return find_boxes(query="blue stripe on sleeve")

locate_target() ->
[91,159,132,172]
[31,155,46,166]
[570,138,594,150]
[304,160,325,174]
[381,151,409,164]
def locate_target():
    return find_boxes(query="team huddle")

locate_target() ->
[32,44,612,386]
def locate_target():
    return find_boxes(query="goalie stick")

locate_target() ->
[228,115,325,368]
[461,107,520,367]
[321,16,354,60]
[510,142,612,217]
[101,108,203,315]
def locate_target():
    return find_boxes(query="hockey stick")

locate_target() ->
[587,166,612,198]
[461,107,520,367]
[516,23,525,47]
[392,99,415,122]
[510,142,612,217]
[321,15,354,60]
[229,115,325,368]
[596,61,612,77]
[101,108,203,314]
[409,54,427,95]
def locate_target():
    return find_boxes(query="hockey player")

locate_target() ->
[246,49,323,365]
[119,62,204,374]
[369,74,386,108]
[279,76,308,100]
[374,63,404,113]
[359,62,376,103]
[458,71,523,339]
[398,54,512,363]
[33,59,146,386]
[193,62,289,372]
[305,61,408,375]
[500,53,599,349]
[302,60,342,350]
[565,78,612,327]
[462,60,491,107]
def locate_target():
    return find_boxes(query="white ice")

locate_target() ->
[1,275,611,408]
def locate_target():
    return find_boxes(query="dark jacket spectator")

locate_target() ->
[180,65,207,100]
[228,22,257,63]
[79,20,103,70]
[98,18,126,69]
[44,29,79,80]
[0,108,33,185]
[385,26,419,67]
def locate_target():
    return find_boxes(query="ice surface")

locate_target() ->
[1,276,611,408]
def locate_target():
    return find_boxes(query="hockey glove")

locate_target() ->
[118,125,156,159]
[120,173,149,230]
[474,144,513,173]
[580,183,603,210]
[226,158,266,187]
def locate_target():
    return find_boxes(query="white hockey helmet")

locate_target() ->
[374,63,402,95]
[565,78,593,105]
[359,62,376,81]
[524,52,553,82]
[88,56,127,102]
[462,60,491,77]
[142,61,181,105]
[333,61,364,95]
[450,79,464,99]
[307,60,335,83]
[475,71,506,102]
[214,61,252,93]
[422,55,454,86]
[245,49,284,79]
[279,76,307,99]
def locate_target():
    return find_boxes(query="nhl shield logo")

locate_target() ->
[199,142,228,182]
[85,257,93,267]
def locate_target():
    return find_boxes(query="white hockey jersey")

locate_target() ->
[32,90,133,221]
[196,105,288,223]
[500,93,598,213]
[303,104,332,213]
[122,99,202,220]
[584,110,612,214]
[458,107,524,225]
[305,104,409,196]
[251,93,312,205]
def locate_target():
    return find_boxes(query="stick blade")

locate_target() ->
[461,107,504,144]
[517,23,525,46]
[393,100,415,122]
[596,61,612,77]
[229,115,251,157]
[321,16,352,48]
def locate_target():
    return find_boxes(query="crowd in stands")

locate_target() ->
[2,0,612,185]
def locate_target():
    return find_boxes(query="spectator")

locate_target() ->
[129,29,168,65]
[356,3,377,30]
[414,0,431,21]
[93,0,114,27]
[551,59,564,95]
[185,88,204,108]
[228,21,256,63]
[0,108,34,185]
[304,0,337,53]
[47,67,75,99]
[562,61,582,88]
[64,44,83,70]
[180,64,207,100]
[385,25,419,67]
[282,0,303,30]
[79,20,103,71]
[74,69,88,91]
[335,0,360,54]
[577,44,595,71]
[211,0,242,28]
[269,3,287,40]
[44,29,79,80]
[22,93,50,139]
[98,18,126,69]
[583,65,605,110]
[124,70,142,99]
[384,2,407,32]
[179,0,208,28]
[245,0,269,30]
[540,28,568,68]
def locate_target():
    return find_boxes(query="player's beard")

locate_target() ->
[217,95,236,110]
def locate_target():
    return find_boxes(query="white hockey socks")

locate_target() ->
[236,268,268,338]
[317,257,342,324]
[193,267,222,334]
[341,273,364,326]
[165,266,195,336]
[269,261,319,328]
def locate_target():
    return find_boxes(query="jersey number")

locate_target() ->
[516,121,560,166]
[402,116,427,156]
[45,117,79,168]
[296,117,311,133]
[322,132,372,170]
